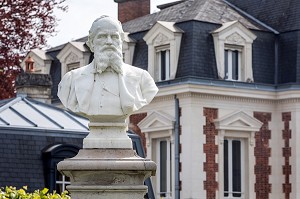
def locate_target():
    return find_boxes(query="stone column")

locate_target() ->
[58,122,156,199]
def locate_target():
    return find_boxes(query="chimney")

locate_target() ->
[114,0,150,23]
[16,72,52,104]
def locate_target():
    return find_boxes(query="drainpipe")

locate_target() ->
[174,95,180,199]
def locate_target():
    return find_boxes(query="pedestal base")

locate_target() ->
[83,122,133,149]
[58,149,156,199]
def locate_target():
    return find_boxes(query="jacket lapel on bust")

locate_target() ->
[74,63,95,113]
[119,65,136,115]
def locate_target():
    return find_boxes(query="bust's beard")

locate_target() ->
[94,45,123,74]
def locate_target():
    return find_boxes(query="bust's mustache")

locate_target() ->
[101,45,118,52]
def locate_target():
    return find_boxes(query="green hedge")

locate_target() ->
[0,186,71,199]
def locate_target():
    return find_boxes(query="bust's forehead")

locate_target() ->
[90,17,123,34]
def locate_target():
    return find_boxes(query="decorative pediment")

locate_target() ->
[57,42,90,63]
[21,49,53,74]
[225,32,246,45]
[214,111,262,132]
[143,21,184,80]
[138,111,175,133]
[143,21,184,47]
[66,52,79,65]
[154,33,169,46]
[123,32,136,65]
[57,42,91,78]
[211,21,256,43]
[211,21,257,81]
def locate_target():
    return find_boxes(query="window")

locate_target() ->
[42,144,80,193]
[122,32,136,65]
[156,47,170,81]
[67,62,80,72]
[215,111,263,199]
[57,42,91,78]
[56,172,71,193]
[211,21,256,82]
[224,48,241,81]
[157,139,172,198]
[224,138,244,198]
[143,21,183,82]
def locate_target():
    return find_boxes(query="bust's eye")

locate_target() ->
[97,34,107,39]
[111,35,119,39]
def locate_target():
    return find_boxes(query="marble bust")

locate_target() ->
[57,16,158,122]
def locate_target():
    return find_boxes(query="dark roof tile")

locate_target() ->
[122,0,265,34]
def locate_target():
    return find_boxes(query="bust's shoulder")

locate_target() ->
[65,63,92,77]
[123,64,146,75]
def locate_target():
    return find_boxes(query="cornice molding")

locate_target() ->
[156,84,300,105]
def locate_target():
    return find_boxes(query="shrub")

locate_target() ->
[0,186,71,199]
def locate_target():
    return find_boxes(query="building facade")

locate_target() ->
[19,0,300,198]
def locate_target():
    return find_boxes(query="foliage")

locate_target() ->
[0,66,21,100]
[0,0,67,100]
[0,0,67,67]
[0,186,71,199]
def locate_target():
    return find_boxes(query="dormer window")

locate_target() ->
[212,21,256,82]
[57,42,91,78]
[122,32,136,65]
[143,21,183,82]
[21,49,53,74]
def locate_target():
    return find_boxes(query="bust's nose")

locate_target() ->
[106,35,112,45]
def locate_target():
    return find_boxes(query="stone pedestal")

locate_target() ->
[57,123,156,199]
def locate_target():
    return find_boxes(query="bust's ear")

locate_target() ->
[120,32,125,41]
[86,35,94,52]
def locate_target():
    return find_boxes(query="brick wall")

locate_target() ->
[129,113,147,153]
[203,108,218,199]
[115,0,150,23]
[254,112,272,199]
[282,112,292,199]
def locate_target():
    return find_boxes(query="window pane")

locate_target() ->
[224,140,229,197]
[232,140,241,197]
[160,141,167,196]
[232,51,239,80]
[224,50,228,79]
[161,51,166,80]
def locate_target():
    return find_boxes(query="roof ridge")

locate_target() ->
[223,0,279,34]
[0,97,22,114]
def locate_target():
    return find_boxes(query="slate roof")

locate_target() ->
[0,96,89,132]
[122,0,267,34]
[31,48,53,60]
[226,0,300,32]
[47,0,269,52]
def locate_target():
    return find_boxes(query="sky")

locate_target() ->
[46,0,175,48]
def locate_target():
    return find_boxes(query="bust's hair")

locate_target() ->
[86,15,124,52]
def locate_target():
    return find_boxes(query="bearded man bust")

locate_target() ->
[57,16,158,122]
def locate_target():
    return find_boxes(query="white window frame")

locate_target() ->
[211,21,256,82]
[57,42,91,78]
[224,46,242,81]
[67,62,80,72]
[156,46,171,81]
[122,32,136,65]
[223,137,245,198]
[214,111,263,199]
[143,21,183,82]
[137,111,176,199]
[56,172,71,192]
[156,138,172,199]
